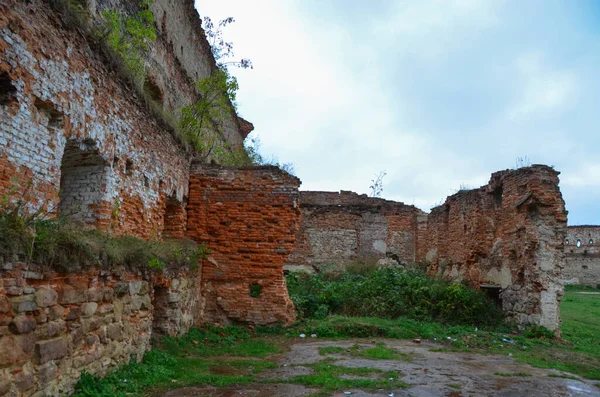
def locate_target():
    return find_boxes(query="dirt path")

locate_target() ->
[162,339,600,397]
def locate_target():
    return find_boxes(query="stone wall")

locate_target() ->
[0,0,247,238]
[421,165,567,330]
[285,191,426,272]
[563,226,600,286]
[186,165,300,326]
[0,262,199,396]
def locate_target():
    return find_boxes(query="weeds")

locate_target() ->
[286,267,503,326]
[0,192,208,271]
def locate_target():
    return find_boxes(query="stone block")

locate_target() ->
[82,302,98,317]
[66,306,81,321]
[11,295,37,312]
[36,320,66,339]
[113,282,129,296]
[36,337,68,364]
[0,379,11,395]
[35,287,58,308]
[49,305,65,320]
[9,315,37,334]
[129,281,142,295]
[14,370,35,392]
[58,285,86,305]
[37,361,58,383]
[0,295,11,313]
[86,288,103,302]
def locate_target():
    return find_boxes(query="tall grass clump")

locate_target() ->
[286,267,503,326]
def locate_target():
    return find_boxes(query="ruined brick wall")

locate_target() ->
[88,0,247,149]
[0,262,199,396]
[186,165,300,325]
[420,165,567,330]
[0,0,247,239]
[563,226,600,286]
[285,191,426,272]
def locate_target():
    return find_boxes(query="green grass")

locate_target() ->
[448,383,461,389]
[161,326,280,358]
[74,326,281,396]
[283,359,407,393]
[547,373,579,380]
[74,288,600,396]
[319,346,345,355]
[494,372,532,377]
[348,343,411,361]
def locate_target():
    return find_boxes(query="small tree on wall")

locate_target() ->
[369,170,387,198]
[178,17,252,163]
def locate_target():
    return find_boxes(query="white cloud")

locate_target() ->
[561,163,600,188]
[507,52,577,120]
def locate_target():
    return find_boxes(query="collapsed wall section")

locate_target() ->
[285,191,426,272]
[563,226,600,286]
[421,165,567,330]
[0,262,199,396]
[186,165,300,325]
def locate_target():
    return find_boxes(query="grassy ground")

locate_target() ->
[74,288,600,396]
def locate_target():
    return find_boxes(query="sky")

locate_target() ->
[195,0,600,225]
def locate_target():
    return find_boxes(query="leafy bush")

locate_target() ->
[286,267,503,326]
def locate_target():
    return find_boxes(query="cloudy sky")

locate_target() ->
[195,0,600,225]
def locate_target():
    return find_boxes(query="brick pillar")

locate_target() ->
[186,165,301,325]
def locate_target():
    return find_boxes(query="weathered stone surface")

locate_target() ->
[113,282,130,296]
[58,285,86,305]
[36,337,69,364]
[11,295,37,312]
[35,320,66,339]
[66,306,81,321]
[49,305,65,320]
[35,288,58,308]
[563,225,600,286]
[0,295,11,313]
[87,288,104,302]
[82,302,98,317]
[9,315,37,334]
[14,370,35,392]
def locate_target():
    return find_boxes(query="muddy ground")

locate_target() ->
[162,339,600,397]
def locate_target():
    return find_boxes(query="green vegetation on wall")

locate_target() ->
[101,1,157,80]
[0,188,209,271]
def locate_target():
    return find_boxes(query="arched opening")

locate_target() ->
[58,139,109,225]
[576,239,582,248]
[163,195,186,239]
[143,76,163,107]
[0,72,17,105]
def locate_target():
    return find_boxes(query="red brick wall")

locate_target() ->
[420,165,567,330]
[186,165,301,325]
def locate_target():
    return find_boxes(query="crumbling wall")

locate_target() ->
[0,262,199,396]
[186,165,300,325]
[421,165,567,330]
[0,0,248,239]
[285,191,426,272]
[563,226,600,286]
